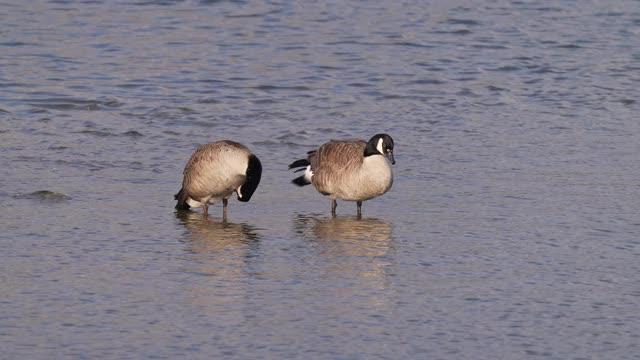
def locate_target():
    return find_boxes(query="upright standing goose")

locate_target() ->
[289,134,395,216]
[175,140,262,218]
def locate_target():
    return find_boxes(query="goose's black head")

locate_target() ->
[237,154,262,202]
[364,133,395,165]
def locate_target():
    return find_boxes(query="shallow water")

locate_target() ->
[1,0,639,359]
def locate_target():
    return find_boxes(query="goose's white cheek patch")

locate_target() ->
[376,138,384,154]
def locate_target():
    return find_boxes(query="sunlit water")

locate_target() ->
[1,1,639,359]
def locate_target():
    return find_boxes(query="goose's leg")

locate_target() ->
[357,201,362,217]
[331,199,337,217]
[222,198,228,221]
[203,203,209,218]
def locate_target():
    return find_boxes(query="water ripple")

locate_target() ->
[2,1,639,359]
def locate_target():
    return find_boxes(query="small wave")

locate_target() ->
[200,0,248,5]
[378,93,431,101]
[445,18,481,26]
[76,130,114,137]
[133,0,183,5]
[0,41,38,47]
[489,65,521,72]
[13,190,71,201]
[347,82,375,88]
[27,97,124,111]
[432,29,472,35]
[554,44,582,49]
[253,140,307,148]
[487,85,509,92]
[251,98,278,104]
[196,97,221,104]
[197,79,226,84]
[251,85,312,91]
[390,41,434,49]
[327,39,433,49]
[530,66,559,74]
[472,44,509,50]
[116,83,147,89]
[526,6,564,12]
[74,130,144,137]
[313,65,345,71]
[408,79,447,85]
[123,130,144,137]
[615,99,635,106]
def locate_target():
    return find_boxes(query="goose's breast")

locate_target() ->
[337,156,393,201]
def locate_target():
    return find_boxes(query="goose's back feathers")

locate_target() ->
[182,141,251,201]
[183,140,251,176]
[313,140,366,173]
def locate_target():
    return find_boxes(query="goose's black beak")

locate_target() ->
[386,150,395,165]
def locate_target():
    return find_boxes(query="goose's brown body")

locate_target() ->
[308,140,393,201]
[175,140,262,217]
[289,134,395,216]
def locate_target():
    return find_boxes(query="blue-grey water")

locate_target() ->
[1,1,639,359]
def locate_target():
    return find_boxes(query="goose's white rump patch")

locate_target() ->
[304,165,314,183]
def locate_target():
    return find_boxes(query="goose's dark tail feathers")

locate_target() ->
[288,158,310,170]
[288,158,312,187]
[292,175,311,186]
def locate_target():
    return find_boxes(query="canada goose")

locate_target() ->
[175,140,262,218]
[289,134,395,216]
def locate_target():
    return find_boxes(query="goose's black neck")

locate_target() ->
[364,139,381,157]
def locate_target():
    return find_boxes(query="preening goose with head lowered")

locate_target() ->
[175,140,262,219]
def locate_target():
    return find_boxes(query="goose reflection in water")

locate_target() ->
[295,214,393,258]
[294,214,394,308]
[176,211,259,275]
[175,211,260,315]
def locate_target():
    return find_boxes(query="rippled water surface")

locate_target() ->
[2,1,639,359]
